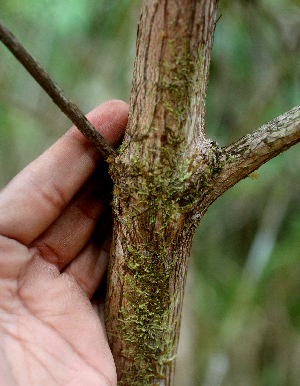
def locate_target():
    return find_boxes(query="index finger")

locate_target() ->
[0,100,129,244]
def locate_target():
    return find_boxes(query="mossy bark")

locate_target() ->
[104,1,300,385]
[105,1,219,385]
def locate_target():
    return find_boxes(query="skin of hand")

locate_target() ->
[0,100,129,386]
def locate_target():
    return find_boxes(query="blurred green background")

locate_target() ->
[1,0,300,385]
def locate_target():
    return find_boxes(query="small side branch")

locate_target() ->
[213,104,300,196]
[0,20,116,159]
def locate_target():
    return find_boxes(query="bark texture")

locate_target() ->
[105,1,219,385]
[105,1,300,385]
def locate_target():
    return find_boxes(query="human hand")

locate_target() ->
[0,100,129,386]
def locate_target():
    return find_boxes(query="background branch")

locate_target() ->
[0,19,116,159]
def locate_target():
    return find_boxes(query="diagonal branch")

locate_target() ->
[0,19,116,159]
[213,104,300,197]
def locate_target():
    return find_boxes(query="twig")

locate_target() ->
[212,104,300,197]
[0,19,116,159]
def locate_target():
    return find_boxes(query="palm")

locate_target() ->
[0,255,114,386]
[0,101,129,386]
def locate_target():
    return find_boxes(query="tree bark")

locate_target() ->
[2,5,300,385]
[105,1,219,385]
[105,1,300,385]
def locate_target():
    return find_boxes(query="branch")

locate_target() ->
[105,1,219,385]
[213,104,300,196]
[0,19,116,159]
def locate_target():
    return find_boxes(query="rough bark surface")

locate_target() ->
[105,1,300,385]
[105,1,219,385]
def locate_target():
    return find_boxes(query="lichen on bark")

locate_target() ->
[105,1,219,385]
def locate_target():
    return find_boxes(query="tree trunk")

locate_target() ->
[105,0,300,385]
[105,1,219,384]
[1,5,300,385]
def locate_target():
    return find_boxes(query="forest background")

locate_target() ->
[1,0,300,385]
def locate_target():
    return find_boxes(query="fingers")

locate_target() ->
[0,235,30,281]
[28,162,112,297]
[29,162,111,270]
[17,255,117,386]
[63,235,111,299]
[0,100,129,245]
